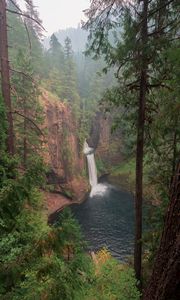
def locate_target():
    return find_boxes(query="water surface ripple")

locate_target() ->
[71,183,134,261]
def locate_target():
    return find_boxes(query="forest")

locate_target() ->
[0,0,179,299]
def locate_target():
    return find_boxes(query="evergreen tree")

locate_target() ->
[24,0,44,74]
[48,34,65,70]
[25,0,43,40]
[44,34,65,97]
[64,36,73,58]
[12,49,44,168]
[62,37,79,103]
[85,0,179,284]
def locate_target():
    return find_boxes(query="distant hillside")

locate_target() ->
[43,26,88,52]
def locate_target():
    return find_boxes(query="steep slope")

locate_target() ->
[88,112,123,171]
[40,89,89,214]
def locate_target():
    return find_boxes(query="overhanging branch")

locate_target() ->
[6,8,46,31]
[12,110,44,136]
[10,68,38,86]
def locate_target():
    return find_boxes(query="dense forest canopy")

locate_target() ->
[0,0,179,299]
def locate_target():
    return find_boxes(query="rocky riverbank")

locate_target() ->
[45,176,89,217]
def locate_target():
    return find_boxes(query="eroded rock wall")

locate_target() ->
[88,112,123,168]
[40,89,88,202]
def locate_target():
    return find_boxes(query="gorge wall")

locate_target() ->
[40,90,89,213]
[88,112,123,171]
[40,90,122,214]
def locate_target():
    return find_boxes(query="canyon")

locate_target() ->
[40,89,122,215]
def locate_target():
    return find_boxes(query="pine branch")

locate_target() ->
[126,82,172,91]
[6,8,46,31]
[24,0,38,9]
[137,0,176,28]
[23,20,32,52]
[148,19,180,37]
[116,56,133,78]
[11,85,20,103]
[128,2,141,17]
[10,68,38,85]
[12,110,44,136]
[148,83,172,90]
[147,0,176,19]
[8,1,32,52]
[9,0,21,12]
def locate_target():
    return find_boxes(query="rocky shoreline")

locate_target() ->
[45,177,90,221]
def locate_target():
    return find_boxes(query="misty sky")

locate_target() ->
[33,0,90,35]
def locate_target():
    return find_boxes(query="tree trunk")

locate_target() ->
[134,0,148,284]
[172,130,177,176]
[143,160,180,300]
[23,98,27,167]
[0,0,14,155]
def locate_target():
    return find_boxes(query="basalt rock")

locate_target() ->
[40,89,88,210]
[88,112,123,168]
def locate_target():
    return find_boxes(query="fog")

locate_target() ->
[19,0,90,35]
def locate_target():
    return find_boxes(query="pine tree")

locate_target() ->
[48,34,65,70]
[24,0,44,74]
[25,0,43,40]
[44,33,65,96]
[12,50,44,167]
[85,0,179,284]
[62,37,79,103]
[64,36,73,58]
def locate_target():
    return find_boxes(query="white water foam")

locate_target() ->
[84,140,109,198]
[83,141,94,156]
[90,183,108,197]
[84,141,98,187]
[86,153,98,187]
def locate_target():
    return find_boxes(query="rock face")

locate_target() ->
[88,112,123,169]
[40,90,88,206]
[40,89,122,214]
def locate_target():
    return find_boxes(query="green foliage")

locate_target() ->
[75,258,140,300]
[84,1,180,287]
[43,30,116,151]
[46,67,63,97]
[142,44,180,263]
[1,2,142,300]
[111,159,135,181]
[7,0,43,75]
[0,163,93,300]
[61,127,74,178]
[2,1,179,298]
[12,49,44,167]
[96,157,107,174]
[143,194,169,264]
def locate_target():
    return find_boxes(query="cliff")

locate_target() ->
[40,90,123,214]
[40,89,89,214]
[88,112,123,172]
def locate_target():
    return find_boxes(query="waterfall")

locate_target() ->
[83,141,98,187]
[84,141,108,197]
